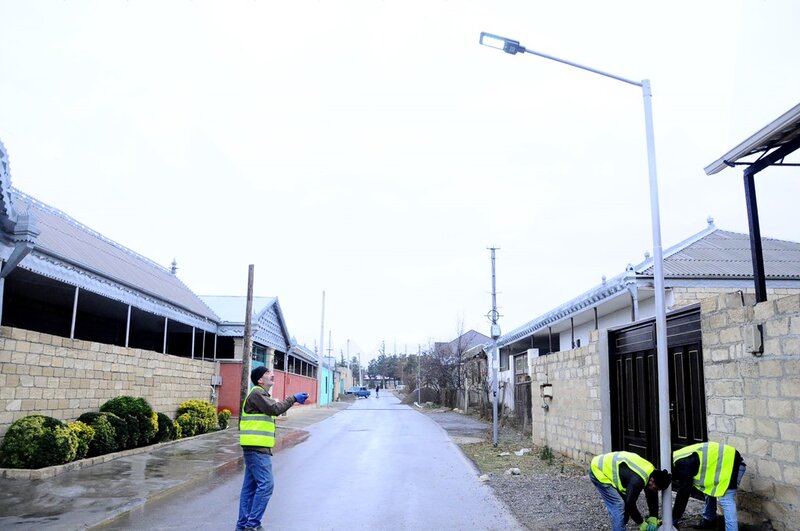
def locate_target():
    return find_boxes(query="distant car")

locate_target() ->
[345,386,371,398]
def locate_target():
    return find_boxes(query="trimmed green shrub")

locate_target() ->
[177,400,218,435]
[67,421,95,460]
[124,414,141,449]
[218,409,232,430]
[100,396,157,446]
[0,415,78,469]
[175,412,200,438]
[77,412,121,455]
[173,420,183,440]
[155,413,176,443]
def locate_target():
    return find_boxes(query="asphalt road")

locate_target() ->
[98,395,523,531]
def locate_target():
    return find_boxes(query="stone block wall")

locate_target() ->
[0,326,219,439]
[528,330,604,465]
[672,286,799,310]
[701,292,800,531]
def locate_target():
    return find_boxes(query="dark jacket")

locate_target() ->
[672,449,744,521]
[616,463,659,525]
[240,386,297,454]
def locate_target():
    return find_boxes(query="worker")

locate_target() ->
[589,451,671,531]
[672,442,746,530]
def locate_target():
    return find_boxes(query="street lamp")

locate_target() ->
[480,32,673,529]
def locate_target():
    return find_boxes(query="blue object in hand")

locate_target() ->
[293,392,308,404]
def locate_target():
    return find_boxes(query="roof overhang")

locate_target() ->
[705,102,800,175]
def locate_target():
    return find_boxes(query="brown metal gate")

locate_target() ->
[609,305,707,466]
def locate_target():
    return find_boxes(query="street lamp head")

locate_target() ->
[479,32,525,55]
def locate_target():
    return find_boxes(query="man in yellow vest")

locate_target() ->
[672,442,745,531]
[236,366,308,531]
[589,451,672,531]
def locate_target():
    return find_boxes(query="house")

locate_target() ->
[0,139,318,439]
[200,296,319,414]
[493,220,800,417]
[0,139,222,437]
[433,330,490,412]
[477,220,800,529]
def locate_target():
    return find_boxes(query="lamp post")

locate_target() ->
[488,247,501,447]
[480,32,672,529]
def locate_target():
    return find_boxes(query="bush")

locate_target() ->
[177,400,218,435]
[175,412,201,438]
[77,412,118,456]
[67,421,95,460]
[173,420,183,440]
[0,415,78,469]
[100,396,157,447]
[218,409,232,430]
[155,413,176,443]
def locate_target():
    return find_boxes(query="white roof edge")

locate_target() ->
[704,102,800,175]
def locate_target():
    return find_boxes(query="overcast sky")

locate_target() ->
[1,1,798,362]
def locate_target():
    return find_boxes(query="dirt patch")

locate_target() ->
[417,405,717,530]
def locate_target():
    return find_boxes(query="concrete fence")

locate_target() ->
[0,326,220,440]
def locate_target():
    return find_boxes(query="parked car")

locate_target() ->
[345,386,371,398]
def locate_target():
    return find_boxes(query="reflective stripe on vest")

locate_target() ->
[673,442,735,496]
[239,386,276,448]
[591,451,654,493]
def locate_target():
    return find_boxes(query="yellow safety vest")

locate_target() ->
[591,451,654,494]
[673,442,736,497]
[239,386,276,448]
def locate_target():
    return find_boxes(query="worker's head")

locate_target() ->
[250,366,274,388]
[647,469,672,492]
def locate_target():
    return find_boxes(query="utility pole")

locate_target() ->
[317,291,325,408]
[328,330,334,406]
[239,265,255,407]
[488,247,501,447]
[417,344,422,404]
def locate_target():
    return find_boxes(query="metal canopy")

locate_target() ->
[704,102,800,302]
[705,102,800,175]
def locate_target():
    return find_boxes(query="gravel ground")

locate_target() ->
[420,405,713,531]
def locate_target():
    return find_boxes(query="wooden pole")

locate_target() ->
[239,265,255,407]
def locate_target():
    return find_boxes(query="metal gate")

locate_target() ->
[514,380,532,434]
[609,305,707,466]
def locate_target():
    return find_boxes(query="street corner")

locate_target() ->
[274,429,310,453]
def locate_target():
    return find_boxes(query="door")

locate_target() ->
[609,305,705,466]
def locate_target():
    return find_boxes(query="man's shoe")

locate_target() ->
[696,518,717,529]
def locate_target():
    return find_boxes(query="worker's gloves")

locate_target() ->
[641,516,659,531]
[293,392,308,404]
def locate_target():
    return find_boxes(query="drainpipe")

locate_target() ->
[624,264,639,322]
[0,214,40,324]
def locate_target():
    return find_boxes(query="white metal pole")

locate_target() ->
[417,344,421,404]
[489,247,500,447]
[642,79,673,530]
[317,291,325,408]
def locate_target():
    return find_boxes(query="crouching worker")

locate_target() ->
[672,442,746,531]
[236,366,308,531]
[589,451,672,531]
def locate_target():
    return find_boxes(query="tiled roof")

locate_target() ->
[637,229,800,279]
[200,295,277,324]
[498,224,800,348]
[13,190,219,321]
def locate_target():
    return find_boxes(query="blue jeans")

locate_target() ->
[237,450,274,530]
[703,462,746,531]
[590,467,626,531]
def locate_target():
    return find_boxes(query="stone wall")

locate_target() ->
[671,286,799,310]
[527,329,605,465]
[701,292,800,531]
[0,326,219,439]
